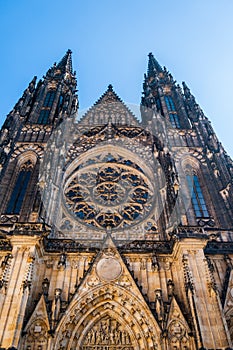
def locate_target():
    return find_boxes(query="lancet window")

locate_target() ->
[186,169,209,218]
[43,90,56,107]
[37,89,56,124]
[164,95,181,128]
[38,109,50,124]
[6,160,33,214]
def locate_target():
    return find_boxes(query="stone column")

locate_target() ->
[0,234,40,349]
[172,234,232,348]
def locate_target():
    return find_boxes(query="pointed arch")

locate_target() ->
[166,298,196,350]
[38,89,57,124]
[5,151,39,218]
[185,165,209,218]
[164,95,181,128]
[69,308,138,349]
[53,284,162,350]
[19,296,50,350]
[6,160,33,214]
[179,155,211,221]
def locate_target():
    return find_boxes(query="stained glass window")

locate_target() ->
[164,96,176,111]
[38,109,50,124]
[186,174,209,218]
[37,90,56,124]
[164,95,181,128]
[43,90,56,107]
[64,154,154,229]
[169,113,181,128]
[6,167,32,214]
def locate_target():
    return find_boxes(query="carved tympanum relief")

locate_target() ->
[81,316,134,350]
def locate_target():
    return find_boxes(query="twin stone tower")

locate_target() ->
[0,50,233,349]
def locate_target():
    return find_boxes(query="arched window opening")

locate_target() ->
[37,90,56,124]
[6,160,33,214]
[38,109,50,124]
[43,90,56,107]
[164,95,181,128]
[165,96,176,112]
[169,113,181,128]
[186,171,209,218]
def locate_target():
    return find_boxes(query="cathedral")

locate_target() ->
[0,50,233,350]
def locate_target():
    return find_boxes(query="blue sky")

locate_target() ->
[0,0,233,156]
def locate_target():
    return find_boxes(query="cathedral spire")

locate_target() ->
[147,52,163,77]
[56,49,73,74]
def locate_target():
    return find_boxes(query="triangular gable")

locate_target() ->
[73,233,150,302]
[166,297,191,331]
[24,294,50,332]
[166,296,194,347]
[79,85,140,126]
[53,233,162,349]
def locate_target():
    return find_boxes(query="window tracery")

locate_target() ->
[64,153,154,229]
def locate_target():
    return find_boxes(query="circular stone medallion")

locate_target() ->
[96,257,122,281]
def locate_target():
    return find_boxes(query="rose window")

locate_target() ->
[64,154,154,229]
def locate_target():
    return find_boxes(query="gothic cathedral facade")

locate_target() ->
[0,51,233,349]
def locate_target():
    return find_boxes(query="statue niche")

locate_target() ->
[80,316,134,349]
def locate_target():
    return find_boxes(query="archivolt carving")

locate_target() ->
[11,144,44,160]
[53,285,161,350]
[81,315,133,349]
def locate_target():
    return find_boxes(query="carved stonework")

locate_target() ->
[23,319,48,349]
[168,319,191,348]
[63,152,155,230]
[1,51,233,349]
[96,257,122,281]
[81,316,133,349]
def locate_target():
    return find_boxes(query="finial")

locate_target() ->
[108,84,113,91]
[147,52,163,77]
[182,81,192,97]
[56,50,73,74]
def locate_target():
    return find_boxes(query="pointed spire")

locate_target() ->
[182,81,192,98]
[57,49,73,74]
[182,81,198,105]
[147,52,163,77]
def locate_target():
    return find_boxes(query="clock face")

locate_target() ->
[64,152,155,230]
